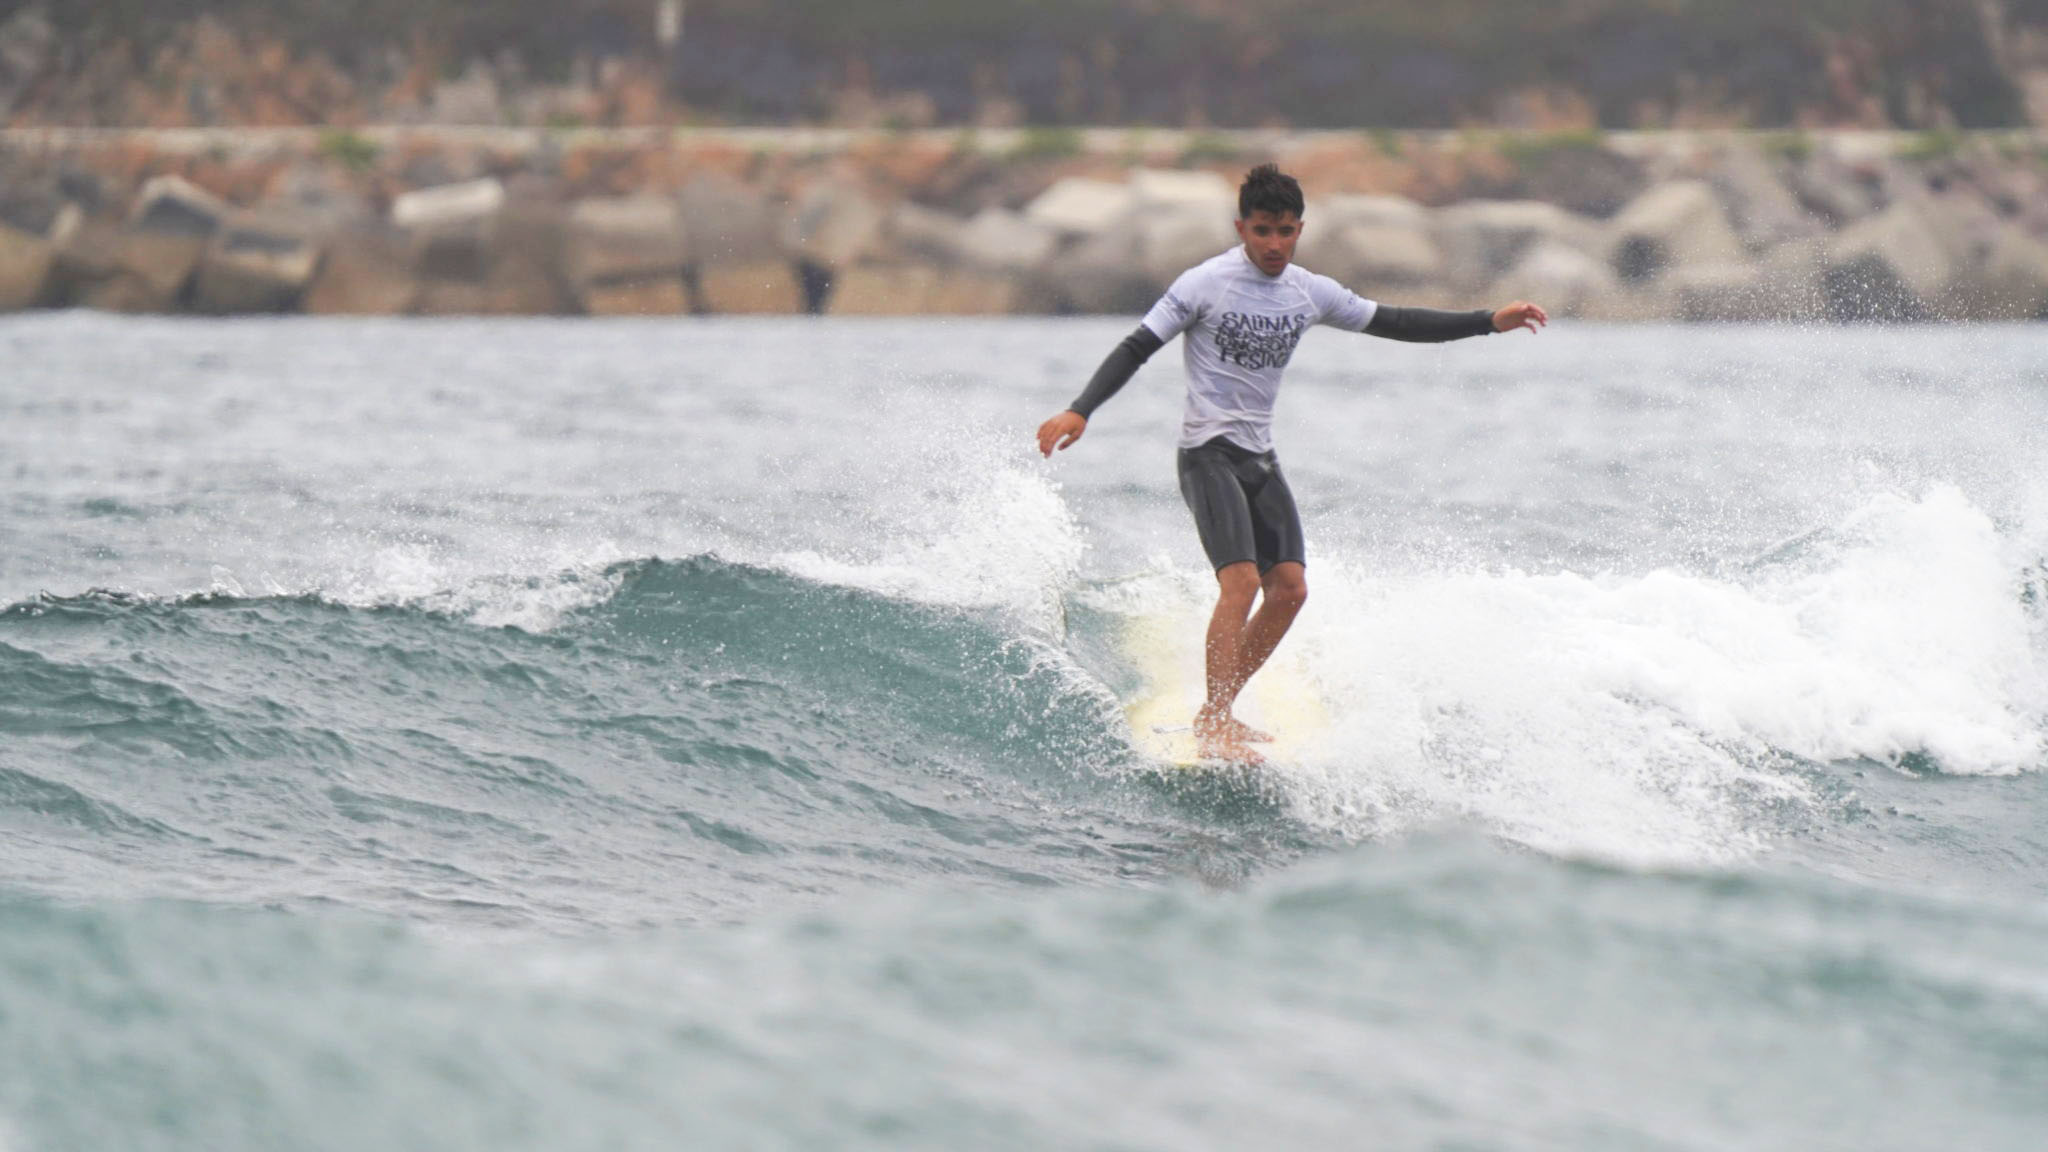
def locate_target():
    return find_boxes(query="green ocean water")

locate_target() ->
[2,313,2045,1149]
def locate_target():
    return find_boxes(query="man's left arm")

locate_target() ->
[1364,301,1548,342]
[1306,274,1545,342]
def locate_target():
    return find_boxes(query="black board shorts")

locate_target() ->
[1176,436,1305,574]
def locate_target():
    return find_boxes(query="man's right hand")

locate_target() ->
[1036,411,1087,457]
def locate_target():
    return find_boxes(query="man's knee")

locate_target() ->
[1215,561,1262,605]
[1262,564,1307,610]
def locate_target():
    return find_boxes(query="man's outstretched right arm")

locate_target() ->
[1037,326,1167,456]
[1068,327,1166,418]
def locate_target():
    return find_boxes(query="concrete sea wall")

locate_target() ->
[3,127,2047,322]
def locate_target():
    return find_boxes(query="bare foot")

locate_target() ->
[1224,717,1274,744]
[1194,709,1268,766]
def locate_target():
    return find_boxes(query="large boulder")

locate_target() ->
[1137,211,1234,285]
[0,174,83,239]
[1129,168,1236,283]
[411,269,565,316]
[1297,195,1444,292]
[1486,240,1617,319]
[391,178,505,232]
[51,223,206,312]
[131,175,228,239]
[780,182,884,271]
[1308,223,1445,294]
[1024,177,1137,236]
[582,277,690,317]
[45,220,118,306]
[1708,147,1823,253]
[1042,229,1157,314]
[1315,194,1430,233]
[1890,187,2048,319]
[1511,140,1647,218]
[303,227,416,315]
[886,202,973,265]
[1743,238,1829,323]
[1604,181,1745,284]
[395,178,506,285]
[1787,149,1880,226]
[0,222,53,310]
[94,235,207,312]
[410,201,571,316]
[193,226,323,314]
[825,265,1019,316]
[1131,168,1233,213]
[1669,263,1773,323]
[678,173,778,264]
[925,270,1017,315]
[261,160,374,233]
[565,195,687,301]
[826,264,937,316]
[1435,200,1597,290]
[1821,200,1950,322]
[697,261,802,314]
[957,207,1059,273]
[1942,220,2048,320]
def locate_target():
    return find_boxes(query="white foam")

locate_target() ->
[318,538,634,632]
[769,414,1084,629]
[1091,486,2046,866]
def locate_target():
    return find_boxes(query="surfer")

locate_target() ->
[1036,164,1547,764]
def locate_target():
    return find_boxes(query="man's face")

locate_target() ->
[1235,209,1302,276]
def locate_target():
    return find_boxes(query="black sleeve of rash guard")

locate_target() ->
[1066,326,1167,418]
[1363,305,1497,343]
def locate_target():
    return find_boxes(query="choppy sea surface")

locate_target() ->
[3,312,2046,1150]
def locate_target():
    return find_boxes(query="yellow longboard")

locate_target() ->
[1119,611,1328,769]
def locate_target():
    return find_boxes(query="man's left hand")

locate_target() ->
[1493,301,1548,334]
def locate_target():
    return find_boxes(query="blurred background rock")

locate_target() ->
[3,0,2047,320]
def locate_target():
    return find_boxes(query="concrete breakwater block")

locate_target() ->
[1486,239,1616,318]
[958,208,1059,273]
[583,277,690,316]
[1026,177,1137,236]
[1436,199,1597,290]
[825,265,1016,315]
[1136,210,1235,285]
[697,261,801,314]
[1822,200,1950,321]
[780,182,884,271]
[1130,168,1233,213]
[566,195,687,287]
[395,178,507,288]
[49,221,206,311]
[194,227,323,313]
[1945,227,2048,320]
[392,178,506,232]
[303,228,416,315]
[1044,231,1156,314]
[414,205,574,315]
[678,173,777,263]
[1605,180,1745,284]
[0,222,54,309]
[131,175,227,239]
[1708,147,1823,252]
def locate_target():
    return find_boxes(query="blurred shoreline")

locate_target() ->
[4,127,2047,321]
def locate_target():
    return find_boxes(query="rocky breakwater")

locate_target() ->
[2,129,2046,322]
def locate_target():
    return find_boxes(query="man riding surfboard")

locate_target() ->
[1036,164,1547,764]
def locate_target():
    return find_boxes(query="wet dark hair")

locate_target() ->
[1238,163,1304,220]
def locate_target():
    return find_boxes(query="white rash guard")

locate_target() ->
[1139,247,1378,452]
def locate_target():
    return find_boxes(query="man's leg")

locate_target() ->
[1199,561,1263,720]
[1194,561,1309,759]
[1233,561,1308,695]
